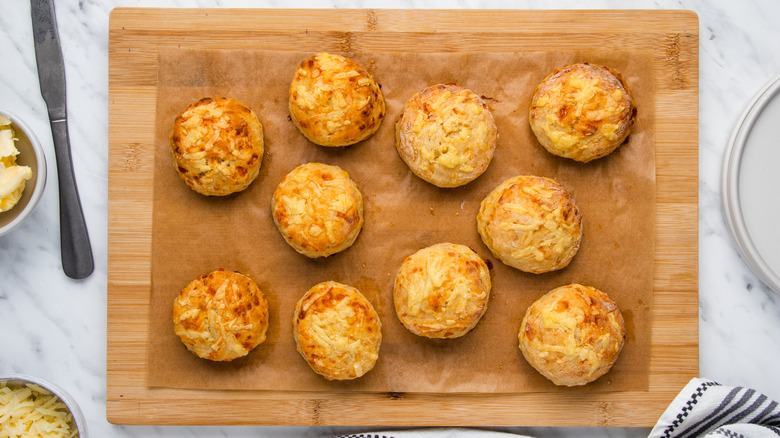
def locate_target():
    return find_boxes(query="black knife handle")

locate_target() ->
[50,118,93,279]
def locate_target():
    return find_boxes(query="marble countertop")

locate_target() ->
[1,1,779,437]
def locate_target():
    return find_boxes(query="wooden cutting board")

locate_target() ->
[107,8,698,426]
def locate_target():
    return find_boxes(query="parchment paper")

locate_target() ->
[148,48,654,393]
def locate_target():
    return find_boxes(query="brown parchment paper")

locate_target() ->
[147,48,655,394]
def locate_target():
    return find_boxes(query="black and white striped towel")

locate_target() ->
[648,378,780,438]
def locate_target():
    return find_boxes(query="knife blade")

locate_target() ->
[31,0,94,279]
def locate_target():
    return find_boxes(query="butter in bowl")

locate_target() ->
[0,110,47,237]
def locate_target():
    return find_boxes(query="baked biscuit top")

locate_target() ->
[293,281,382,380]
[172,269,269,362]
[529,63,636,162]
[170,97,264,196]
[289,53,385,147]
[477,175,582,274]
[394,243,491,339]
[395,83,498,187]
[519,284,626,386]
[272,162,364,258]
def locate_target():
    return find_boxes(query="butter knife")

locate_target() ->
[31,0,94,279]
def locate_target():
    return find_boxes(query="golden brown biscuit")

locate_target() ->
[271,162,364,258]
[289,53,385,147]
[293,281,382,380]
[529,63,636,162]
[170,97,264,196]
[395,83,498,187]
[394,243,491,339]
[172,269,269,362]
[477,175,582,274]
[518,284,626,386]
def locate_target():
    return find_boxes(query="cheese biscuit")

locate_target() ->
[477,175,582,274]
[529,63,636,162]
[272,163,364,258]
[519,284,626,386]
[396,83,498,187]
[289,53,385,147]
[172,269,269,362]
[170,97,264,196]
[394,243,491,339]
[293,281,382,380]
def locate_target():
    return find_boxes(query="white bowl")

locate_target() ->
[0,109,47,237]
[0,373,87,437]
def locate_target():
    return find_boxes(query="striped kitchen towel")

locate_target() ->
[649,378,780,438]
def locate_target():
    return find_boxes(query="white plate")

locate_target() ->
[722,74,780,295]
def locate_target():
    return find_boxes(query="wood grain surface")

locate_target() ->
[107,8,699,427]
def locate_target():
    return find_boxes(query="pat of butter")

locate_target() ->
[0,165,33,199]
[0,129,18,160]
[0,122,33,212]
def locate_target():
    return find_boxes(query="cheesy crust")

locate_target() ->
[477,175,582,274]
[519,284,626,386]
[394,243,491,339]
[289,53,385,147]
[170,97,264,196]
[172,269,269,362]
[293,281,382,380]
[529,63,636,162]
[395,83,498,187]
[271,162,364,258]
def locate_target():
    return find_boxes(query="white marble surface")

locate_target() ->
[1,0,779,437]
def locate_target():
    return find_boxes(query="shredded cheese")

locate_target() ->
[0,382,77,438]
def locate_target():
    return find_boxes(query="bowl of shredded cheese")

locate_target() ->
[0,374,86,437]
[0,109,46,237]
